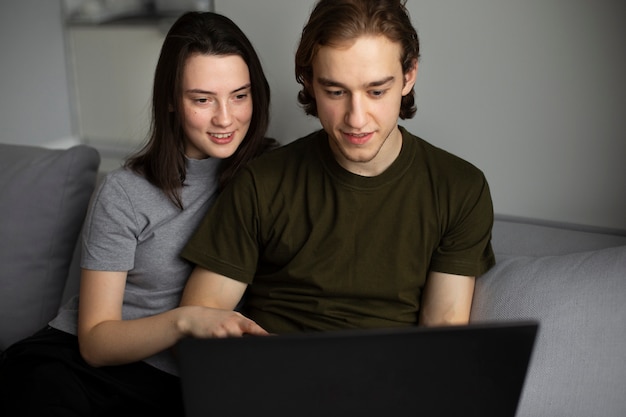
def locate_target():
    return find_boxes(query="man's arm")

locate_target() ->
[176,266,268,338]
[181,265,247,309]
[418,271,475,326]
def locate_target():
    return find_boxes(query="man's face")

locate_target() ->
[311,35,417,176]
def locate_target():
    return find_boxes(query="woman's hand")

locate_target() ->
[77,269,267,368]
[176,306,269,338]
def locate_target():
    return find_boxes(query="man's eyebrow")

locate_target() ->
[185,83,251,95]
[316,76,395,88]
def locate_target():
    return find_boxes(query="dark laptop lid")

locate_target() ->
[178,321,537,417]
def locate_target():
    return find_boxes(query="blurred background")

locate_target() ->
[1,0,625,230]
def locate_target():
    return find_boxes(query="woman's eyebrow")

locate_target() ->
[186,83,251,95]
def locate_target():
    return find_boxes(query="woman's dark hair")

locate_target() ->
[126,11,274,209]
[295,0,420,120]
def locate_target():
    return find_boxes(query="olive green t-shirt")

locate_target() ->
[182,127,495,333]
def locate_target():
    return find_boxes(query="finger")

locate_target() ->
[241,319,269,336]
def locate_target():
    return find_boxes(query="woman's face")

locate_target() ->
[181,53,253,160]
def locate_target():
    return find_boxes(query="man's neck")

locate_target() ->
[331,126,403,177]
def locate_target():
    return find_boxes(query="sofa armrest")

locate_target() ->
[471,245,626,417]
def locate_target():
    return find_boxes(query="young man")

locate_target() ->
[179,0,495,336]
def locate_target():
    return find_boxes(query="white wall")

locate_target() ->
[215,0,626,231]
[68,25,163,152]
[0,0,75,148]
[408,1,626,231]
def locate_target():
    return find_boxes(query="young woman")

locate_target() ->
[0,11,273,415]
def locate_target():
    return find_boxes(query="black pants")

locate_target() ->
[0,327,184,416]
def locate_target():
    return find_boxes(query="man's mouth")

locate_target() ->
[343,131,373,145]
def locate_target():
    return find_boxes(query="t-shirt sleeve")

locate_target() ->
[428,168,496,277]
[181,168,260,284]
[80,174,138,271]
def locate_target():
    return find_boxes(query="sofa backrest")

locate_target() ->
[0,143,100,351]
[492,215,626,257]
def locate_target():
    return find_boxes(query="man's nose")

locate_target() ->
[345,94,367,128]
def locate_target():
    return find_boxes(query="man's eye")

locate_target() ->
[370,90,385,97]
[326,90,344,97]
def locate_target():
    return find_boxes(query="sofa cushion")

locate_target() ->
[0,143,100,351]
[470,246,626,417]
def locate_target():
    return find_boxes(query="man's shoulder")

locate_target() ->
[401,126,485,180]
[248,129,325,170]
[269,129,324,155]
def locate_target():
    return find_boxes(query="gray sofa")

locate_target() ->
[1,142,625,416]
[472,217,626,417]
[0,142,100,352]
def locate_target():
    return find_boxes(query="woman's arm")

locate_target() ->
[77,268,266,368]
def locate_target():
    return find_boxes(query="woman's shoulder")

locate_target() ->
[100,166,152,187]
[95,166,158,200]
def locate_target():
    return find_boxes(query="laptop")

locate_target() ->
[177,321,538,417]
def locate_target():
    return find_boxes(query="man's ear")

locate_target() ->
[304,79,315,98]
[401,59,418,96]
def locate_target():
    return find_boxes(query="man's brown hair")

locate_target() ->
[295,0,420,119]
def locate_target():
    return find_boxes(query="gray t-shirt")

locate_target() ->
[50,156,221,375]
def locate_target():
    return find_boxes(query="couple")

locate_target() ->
[0,0,495,415]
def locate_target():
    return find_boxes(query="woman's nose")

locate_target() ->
[212,102,233,127]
